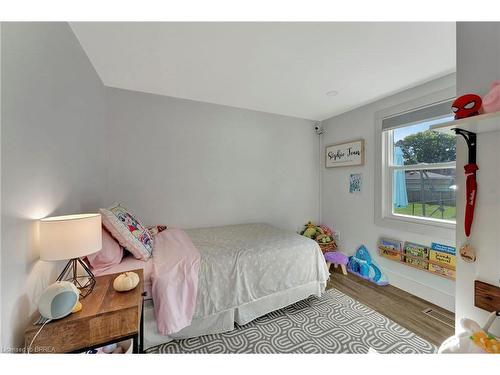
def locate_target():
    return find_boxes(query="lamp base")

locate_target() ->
[56,258,96,298]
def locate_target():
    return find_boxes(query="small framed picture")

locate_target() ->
[349,173,362,193]
[326,139,364,168]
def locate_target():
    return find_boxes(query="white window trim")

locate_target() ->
[374,86,456,240]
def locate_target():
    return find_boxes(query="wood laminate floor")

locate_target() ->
[327,267,455,346]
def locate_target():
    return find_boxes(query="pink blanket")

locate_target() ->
[151,228,201,335]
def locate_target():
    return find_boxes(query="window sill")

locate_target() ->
[388,213,455,229]
[375,214,455,241]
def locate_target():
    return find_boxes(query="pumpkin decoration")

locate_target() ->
[113,272,140,292]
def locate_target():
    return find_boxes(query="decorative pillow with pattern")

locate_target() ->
[100,203,153,261]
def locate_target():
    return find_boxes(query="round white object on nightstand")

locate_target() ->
[38,281,79,320]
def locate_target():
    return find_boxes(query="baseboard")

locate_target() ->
[385,269,455,312]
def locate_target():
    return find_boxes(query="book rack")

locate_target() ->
[378,246,456,280]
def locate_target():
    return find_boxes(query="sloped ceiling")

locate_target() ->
[71,22,456,120]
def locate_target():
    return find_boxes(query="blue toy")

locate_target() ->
[347,245,388,286]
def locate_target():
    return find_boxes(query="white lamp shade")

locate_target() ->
[39,213,102,261]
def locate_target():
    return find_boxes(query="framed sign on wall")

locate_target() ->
[325,139,365,168]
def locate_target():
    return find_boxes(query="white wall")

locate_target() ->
[1,23,107,349]
[321,75,456,311]
[455,22,500,336]
[105,87,318,232]
[0,22,3,345]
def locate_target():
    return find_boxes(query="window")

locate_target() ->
[381,100,456,227]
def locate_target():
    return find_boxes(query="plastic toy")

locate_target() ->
[453,128,478,238]
[482,80,500,113]
[347,245,388,286]
[439,311,499,353]
[451,94,482,119]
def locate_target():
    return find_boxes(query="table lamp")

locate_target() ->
[39,213,102,298]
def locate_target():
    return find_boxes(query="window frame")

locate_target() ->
[382,129,456,229]
[374,86,456,239]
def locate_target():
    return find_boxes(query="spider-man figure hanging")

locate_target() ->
[451,94,482,119]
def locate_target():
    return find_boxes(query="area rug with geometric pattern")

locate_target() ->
[147,288,437,354]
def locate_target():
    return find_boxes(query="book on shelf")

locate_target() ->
[378,238,403,261]
[428,243,456,279]
[403,242,430,269]
[428,263,456,279]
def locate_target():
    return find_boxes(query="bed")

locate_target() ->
[94,223,329,350]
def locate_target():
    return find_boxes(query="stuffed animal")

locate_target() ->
[438,311,499,353]
[470,330,500,354]
[316,234,332,243]
[482,81,500,113]
[300,222,335,245]
[317,224,333,237]
[302,222,317,238]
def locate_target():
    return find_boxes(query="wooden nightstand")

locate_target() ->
[25,269,144,354]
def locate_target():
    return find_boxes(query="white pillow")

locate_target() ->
[100,203,153,261]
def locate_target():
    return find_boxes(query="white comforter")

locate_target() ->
[185,223,329,319]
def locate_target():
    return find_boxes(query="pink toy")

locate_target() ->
[317,224,333,237]
[482,81,500,113]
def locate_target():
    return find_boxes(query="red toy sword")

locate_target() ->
[464,163,478,237]
[454,129,478,237]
